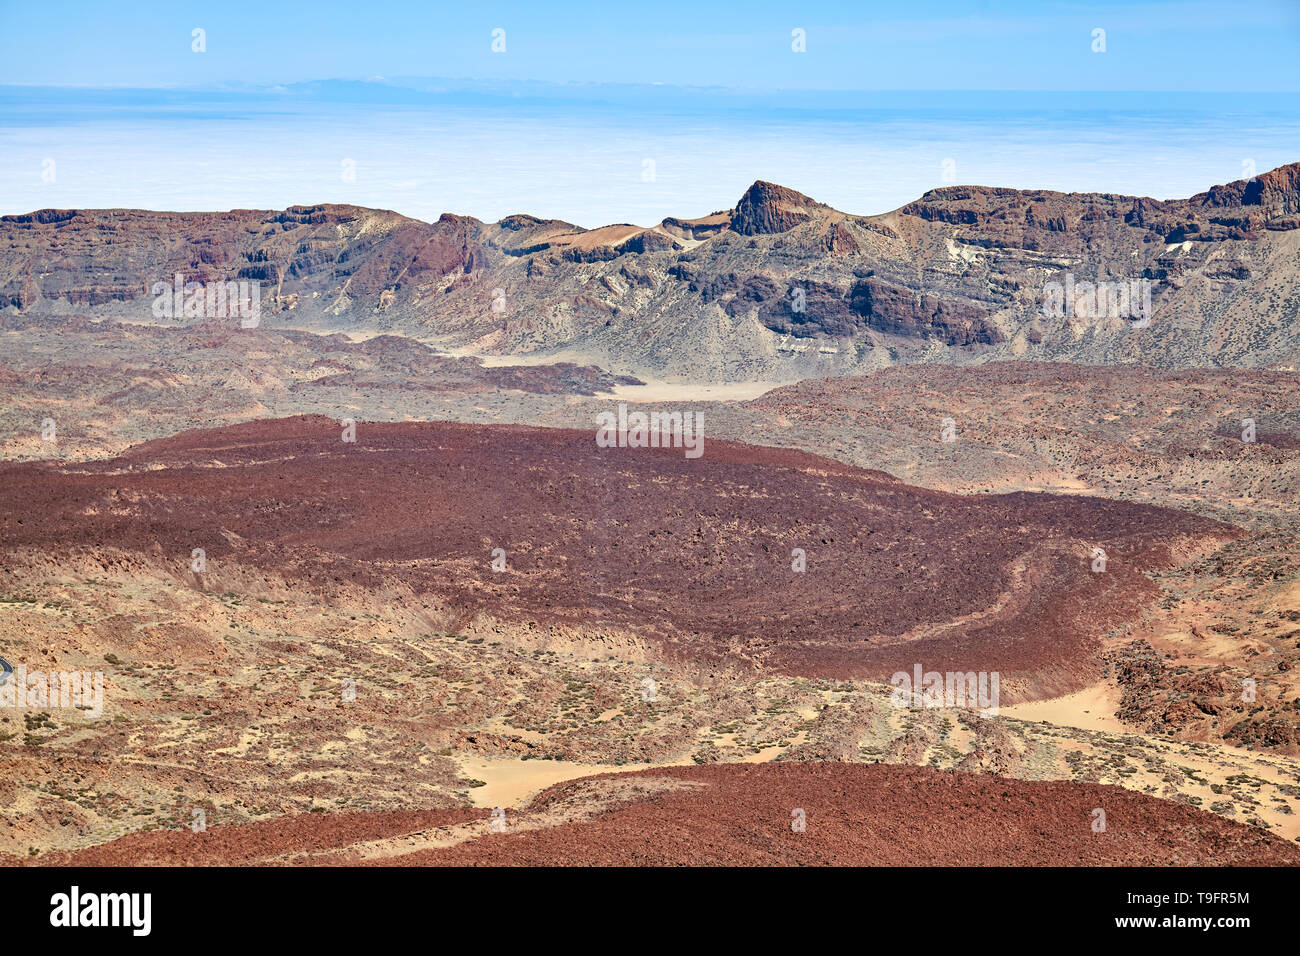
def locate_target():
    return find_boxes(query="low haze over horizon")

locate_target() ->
[2,1,1299,225]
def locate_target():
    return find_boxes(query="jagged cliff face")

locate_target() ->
[3,164,1299,379]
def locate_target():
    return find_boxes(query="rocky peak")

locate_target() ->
[1194,161,1300,217]
[729,181,822,235]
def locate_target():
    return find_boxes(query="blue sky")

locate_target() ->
[1,0,1298,92]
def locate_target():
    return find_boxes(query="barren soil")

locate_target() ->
[21,764,1299,867]
[0,415,1236,695]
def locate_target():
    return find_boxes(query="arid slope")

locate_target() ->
[0,415,1237,697]
[23,764,1300,867]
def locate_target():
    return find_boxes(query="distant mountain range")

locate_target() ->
[4,162,1298,379]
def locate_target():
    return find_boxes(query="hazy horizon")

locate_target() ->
[3,82,1299,227]
[5,0,1298,225]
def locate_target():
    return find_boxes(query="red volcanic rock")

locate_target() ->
[1195,162,1300,216]
[699,272,999,346]
[0,416,1238,701]
[31,764,1299,866]
[825,221,862,255]
[729,181,822,235]
[403,763,1300,866]
[851,276,1001,345]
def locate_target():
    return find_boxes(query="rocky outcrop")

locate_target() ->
[825,221,862,255]
[3,161,1299,375]
[851,278,1002,346]
[1194,163,1300,217]
[0,204,487,315]
[699,272,1001,346]
[659,213,730,241]
[728,181,821,235]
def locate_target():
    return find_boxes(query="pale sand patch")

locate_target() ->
[992,477,1095,495]
[609,380,789,402]
[311,338,788,401]
[274,325,406,344]
[1155,628,1249,666]
[442,346,598,367]
[457,754,691,809]
[1277,578,1300,612]
[1000,681,1128,734]
[443,348,788,401]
